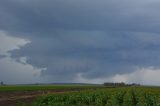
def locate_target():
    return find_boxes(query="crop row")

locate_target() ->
[24,87,160,106]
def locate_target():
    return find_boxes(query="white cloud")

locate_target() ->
[0,30,30,56]
[0,57,43,84]
[75,67,160,85]
[0,30,47,84]
[19,57,28,64]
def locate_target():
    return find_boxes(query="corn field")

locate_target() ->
[32,87,160,106]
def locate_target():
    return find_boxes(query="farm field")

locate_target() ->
[0,85,100,92]
[0,84,103,106]
[0,85,160,106]
[32,87,160,106]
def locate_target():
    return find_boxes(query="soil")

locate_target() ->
[0,88,86,106]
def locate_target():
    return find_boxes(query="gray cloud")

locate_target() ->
[10,31,160,81]
[0,55,6,59]
[1,0,160,84]
[1,0,160,34]
[0,31,43,84]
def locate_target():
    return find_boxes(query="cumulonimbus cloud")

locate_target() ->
[1,0,160,84]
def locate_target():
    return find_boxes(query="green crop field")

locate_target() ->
[0,85,101,92]
[1,85,160,106]
[29,87,160,106]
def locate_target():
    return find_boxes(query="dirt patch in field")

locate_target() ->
[0,88,95,106]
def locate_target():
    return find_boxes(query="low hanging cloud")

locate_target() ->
[10,30,160,84]
[0,57,43,84]
[0,0,160,84]
[76,67,160,86]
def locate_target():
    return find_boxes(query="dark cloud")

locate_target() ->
[1,0,160,34]
[1,0,160,83]
[0,55,6,59]
[10,31,160,81]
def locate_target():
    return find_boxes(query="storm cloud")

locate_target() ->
[1,0,160,85]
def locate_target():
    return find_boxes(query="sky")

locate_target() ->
[1,0,160,85]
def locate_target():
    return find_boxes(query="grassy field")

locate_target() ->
[0,84,101,92]
[31,87,160,106]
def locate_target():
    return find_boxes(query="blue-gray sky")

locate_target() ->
[1,0,160,85]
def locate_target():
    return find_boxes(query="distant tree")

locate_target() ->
[104,82,126,86]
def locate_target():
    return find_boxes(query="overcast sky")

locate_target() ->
[1,0,160,85]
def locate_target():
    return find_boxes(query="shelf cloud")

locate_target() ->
[0,0,160,85]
